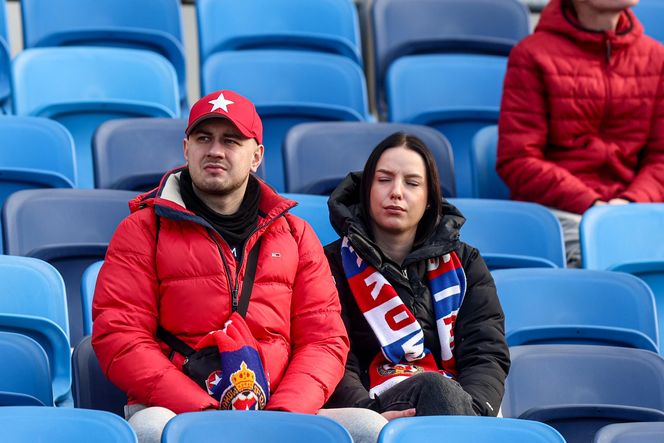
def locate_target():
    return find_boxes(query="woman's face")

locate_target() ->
[369,146,429,239]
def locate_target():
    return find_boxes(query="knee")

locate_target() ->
[128,406,176,443]
[319,408,387,443]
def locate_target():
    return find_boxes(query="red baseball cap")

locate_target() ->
[186,90,263,144]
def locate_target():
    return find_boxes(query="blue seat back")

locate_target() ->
[387,54,507,197]
[0,331,53,406]
[162,410,352,443]
[93,118,186,191]
[12,47,180,188]
[72,335,127,416]
[503,345,664,441]
[202,50,370,191]
[594,422,664,443]
[283,193,338,246]
[371,0,528,115]
[632,1,664,44]
[449,198,566,269]
[20,0,186,106]
[492,268,659,352]
[197,0,362,65]
[81,261,103,337]
[2,189,136,346]
[283,122,456,197]
[471,125,509,199]
[0,0,9,112]
[0,406,137,442]
[378,416,565,443]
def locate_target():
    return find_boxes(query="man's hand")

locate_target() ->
[381,408,416,421]
[608,198,629,205]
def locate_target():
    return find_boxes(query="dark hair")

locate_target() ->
[359,132,444,241]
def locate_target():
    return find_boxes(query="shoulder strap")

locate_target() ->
[237,238,262,317]
[157,325,195,357]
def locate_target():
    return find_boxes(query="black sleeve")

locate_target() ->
[453,243,510,416]
[323,242,374,409]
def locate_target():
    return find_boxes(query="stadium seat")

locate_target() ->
[0,0,10,112]
[503,345,664,443]
[93,118,186,191]
[72,336,127,416]
[2,189,137,346]
[492,268,659,352]
[80,261,103,337]
[471,125,509,199]
[580,204,664,352]
[196,0,362,66]
[202,50,370,191]
[0,331,53,406]
[162,410,352,443]
[0,406,137,443]
[378,416,565,443]
[0,255,71,404]
[449,198,566,269]
[632,1,664,44]
[594,422,664,443]
[283,193,338,246]
[371,0,529,116]
[20,0,187,108]
[387,54,507,197]
[283,122,455,197]
[12,47,180,188]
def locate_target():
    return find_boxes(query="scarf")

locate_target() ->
[341,236,466,398]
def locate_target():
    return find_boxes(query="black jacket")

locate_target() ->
[324,173,510,416]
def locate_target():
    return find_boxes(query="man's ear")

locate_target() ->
[250,144,264,173]
[183,138,189,164]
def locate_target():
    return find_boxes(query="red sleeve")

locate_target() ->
[265,217,349,413]
[620,61,664,202]
[497,43,601,214]
[91,211,218,413]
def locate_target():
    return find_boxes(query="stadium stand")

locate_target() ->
[0,330,53,406]
[493,268,659,352]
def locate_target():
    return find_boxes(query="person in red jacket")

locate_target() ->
[497,0,664,267]
[92,90,368,442]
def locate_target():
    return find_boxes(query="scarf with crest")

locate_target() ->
[341,236,466,398]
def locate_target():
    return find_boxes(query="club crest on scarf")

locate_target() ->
[341,236,466,397]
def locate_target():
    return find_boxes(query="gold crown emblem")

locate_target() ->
[231,361,256,392]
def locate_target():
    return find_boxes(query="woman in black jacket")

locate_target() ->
[324,132,510,420]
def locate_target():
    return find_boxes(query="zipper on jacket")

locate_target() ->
[599,37,613,133]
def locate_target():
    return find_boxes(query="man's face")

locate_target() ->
[576,0,638,13]
[184,118,263,200]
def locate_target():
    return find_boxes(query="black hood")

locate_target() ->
[327,172,465,265]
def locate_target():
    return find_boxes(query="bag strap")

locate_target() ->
[157,238,262,356]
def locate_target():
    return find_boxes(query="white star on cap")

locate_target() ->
[208,92,234,112]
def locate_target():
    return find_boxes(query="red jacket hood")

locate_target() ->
[536,0,642,49]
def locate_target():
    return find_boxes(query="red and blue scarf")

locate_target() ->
[341,237,466,397]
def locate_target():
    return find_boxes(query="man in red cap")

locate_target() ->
[92,90,376,442]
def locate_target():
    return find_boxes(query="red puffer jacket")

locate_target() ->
[497,0,664,214]
[92,169,348,413]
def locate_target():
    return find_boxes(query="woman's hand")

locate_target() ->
[381,408,416,421]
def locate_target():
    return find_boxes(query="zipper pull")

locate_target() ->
[231,286,239,313]
[605,39,612,64]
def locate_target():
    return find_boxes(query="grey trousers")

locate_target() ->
[549,208,582,268]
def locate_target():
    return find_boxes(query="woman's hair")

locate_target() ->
[359,132,443,241]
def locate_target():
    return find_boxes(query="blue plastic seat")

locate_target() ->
[633,1,664,44]
[580,204,664,352]
[283,122,455,197]
[72,335,127,416]
[371,0,529,117]
[448,198,566,269]
[0,255,71,404]
[471,125,509,199]
[594,422,664,443]
[162,410,352,443]
[93,118,187,191]
[202,50,370,191]
[503,345,664,443]
[378,416,565,443]
[197,0,362,66]
[387,54,507,197]
[12,47,180,188]
[0,406,137,443]
[2,189,137,346]
[282,193,338,246]
[81,261,103,337]
[0,0,10,113]
[0,331,53,406]
[492,268,659,352]
[20,0,187,107]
